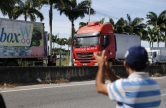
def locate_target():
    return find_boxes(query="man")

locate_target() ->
[52,54,57,66]
[94,45,161,108]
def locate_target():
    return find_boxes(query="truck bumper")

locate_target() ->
[74,60,98,66]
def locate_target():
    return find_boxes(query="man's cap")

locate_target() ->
[124,45,148,65]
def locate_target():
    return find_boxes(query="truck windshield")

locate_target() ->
[74,36,99,48]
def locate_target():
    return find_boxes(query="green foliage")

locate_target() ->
[99,18,105,24]
[17,59,35,66]
[9,0,44,21]
[162,65,166,75]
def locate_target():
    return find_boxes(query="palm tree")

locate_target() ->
[99,18,105,24]
[79,21,88,29]
[124,14,145,35]
[57,38,67,49]
[38,0,70,56]
[55,0,95,65]
[114,17,126,33]
[0,0,16,15]
[154,26,164,47]
[146,11,166,47]
[146,26,156,47]
[11,0,44,21]
[52,34,58,49]
[7,0,22,19]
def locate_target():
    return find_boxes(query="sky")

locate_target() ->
[0,0,166,49]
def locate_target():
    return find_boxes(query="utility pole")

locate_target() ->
[88,0,91,22]
[88,6,91,22]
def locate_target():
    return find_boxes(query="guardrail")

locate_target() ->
[0,66,164,84]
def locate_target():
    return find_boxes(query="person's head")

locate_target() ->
[124,45,149,73]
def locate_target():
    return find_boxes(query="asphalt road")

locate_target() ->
[0,77,166,108]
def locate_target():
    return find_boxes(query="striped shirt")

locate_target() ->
[107,72,161,108]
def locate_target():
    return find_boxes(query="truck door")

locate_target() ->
[101,35,110,50]
[101,35,114,58]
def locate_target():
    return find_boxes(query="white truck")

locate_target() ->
[0,18,48,66]
[145,47,166,65]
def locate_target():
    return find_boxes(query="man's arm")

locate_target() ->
[94,51,108,95]
[96,63,108,95]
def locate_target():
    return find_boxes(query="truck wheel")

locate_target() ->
[6,62,18,66]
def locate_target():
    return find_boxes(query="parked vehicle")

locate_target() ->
[0,18,47,66]
[145,47,166,65]
[73,21,141,66]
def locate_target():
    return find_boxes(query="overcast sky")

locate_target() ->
[0,0,166,48]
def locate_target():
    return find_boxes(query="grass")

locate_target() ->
[43,55,70,66]
[0,78,69,89]
[56,58,70,66]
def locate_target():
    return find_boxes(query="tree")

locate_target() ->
[109,18,115,27]
[52,34,58,49]
[99,18,105,24]
[39,0,70,56]
[57,38,67,49]
[55,0,95,65]
[7,0,22,19]
[124,14,145,35]
[0,0,16,15]
[79,22,88,29]
[11,0,44,21]
[146,26,156,47]
[146,11,166,47]
[114,18,126,33]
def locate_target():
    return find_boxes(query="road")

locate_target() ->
[0,77,166,108]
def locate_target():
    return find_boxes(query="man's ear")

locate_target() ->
[124,61,129,68]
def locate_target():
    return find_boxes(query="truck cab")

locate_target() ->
[73,21,115,66]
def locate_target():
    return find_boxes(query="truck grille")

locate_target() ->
[76,53,93,58]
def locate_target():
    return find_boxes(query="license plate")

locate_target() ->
[83,63,87,66]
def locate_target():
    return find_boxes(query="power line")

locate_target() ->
[95,11,119,20]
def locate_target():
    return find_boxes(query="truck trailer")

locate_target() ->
[0,18,47,66]
[145,47,166,65]
[73,21,141,66]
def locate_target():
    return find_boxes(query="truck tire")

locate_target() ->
[6,62,18,66]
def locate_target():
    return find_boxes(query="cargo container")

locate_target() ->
[0,18,47,66]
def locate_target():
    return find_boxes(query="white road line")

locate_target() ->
[0,82,95,93]
[161,94,166,96]
[151,77,166,79]
[0,77,165,95]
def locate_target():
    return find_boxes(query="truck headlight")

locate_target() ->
[74,63,77,66]
[94,63,98,66]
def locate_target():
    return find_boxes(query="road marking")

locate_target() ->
[0,77,165,95]
[151,77,166,79]
[161,94,166,96]
[0,81,95,93]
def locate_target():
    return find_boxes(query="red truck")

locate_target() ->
[73,21,141,66]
